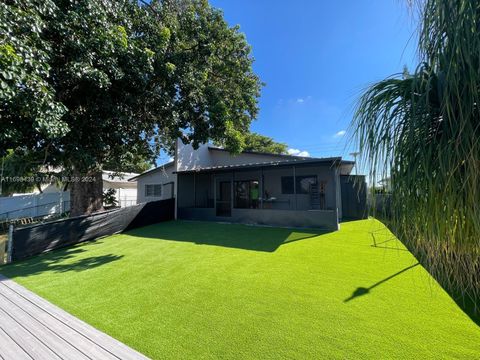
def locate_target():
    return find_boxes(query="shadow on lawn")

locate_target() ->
[0,242,123,278]
[344,263,420,302]
[125,221,331,252]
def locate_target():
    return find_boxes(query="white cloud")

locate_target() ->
[334,130,346,137]
[287,148,311,157]
[295,95,311,104]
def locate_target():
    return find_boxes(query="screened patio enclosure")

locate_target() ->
[176,160,342,230]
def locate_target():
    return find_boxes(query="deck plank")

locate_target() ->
[0,287,91,360]
[0,274,149,360]
[0,325,33,360]
[0,282,121,360]
[0,306,61,360]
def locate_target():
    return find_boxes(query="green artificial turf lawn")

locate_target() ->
[1,219,479,359]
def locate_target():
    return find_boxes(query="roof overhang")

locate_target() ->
[174,157,346,174]
[128,161,174,181]
[207,146,311,160]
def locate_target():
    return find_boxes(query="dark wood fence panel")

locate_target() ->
[10,198,174,261]
[340,175,367,220]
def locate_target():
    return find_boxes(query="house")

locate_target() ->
[101,171,139,207]
[1,170,139,220]
[128,164,175,204]
[129,140,366,230]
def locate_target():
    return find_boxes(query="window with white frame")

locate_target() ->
[145,184,162,197]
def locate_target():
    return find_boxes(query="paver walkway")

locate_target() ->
[0,274,149,360]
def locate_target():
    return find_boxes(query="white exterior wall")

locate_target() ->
[135,165,176,204]
[176,142,214,171]
[0,191,70,220]
[112,188,137,207]
[102,180,137,207]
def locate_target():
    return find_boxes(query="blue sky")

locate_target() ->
[209,0,418,160]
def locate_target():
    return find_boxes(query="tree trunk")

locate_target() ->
[70,169,104,217]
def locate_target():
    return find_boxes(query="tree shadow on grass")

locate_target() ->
[0,241,123,279]
[125,221,331,252]
[344,263,420,302]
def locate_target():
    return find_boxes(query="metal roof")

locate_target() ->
[129,152,356,180]
[207,146,312,160]
[128,161,174,181]
[102,171,139,184]
[174,157,348,174]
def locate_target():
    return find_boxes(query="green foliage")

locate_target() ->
[104,150,153,174]
[0,149,43,195]
[102,188,118,208]
[243,132,288,154]
[353,0,480,307]
[0,0,262,169]
[0,1,68,150]
[215,132,288,154]
[2,220,479,358]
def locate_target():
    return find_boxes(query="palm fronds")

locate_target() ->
[353,0,480,311]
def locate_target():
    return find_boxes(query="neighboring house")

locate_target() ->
[0,192,70,221]
[102,171,139,207]
[130,140,366,230]
[128,163,175,204]
[1,170,139,220]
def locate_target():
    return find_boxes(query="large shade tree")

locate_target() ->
[0,0,261,216]
[215,132,288,154]
[242,132,288,154]
[353,0,480,310]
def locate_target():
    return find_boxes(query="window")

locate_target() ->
[281,175,317,194]
[296,175,317,194]
[145,184,162,197]
[234,180,259,209]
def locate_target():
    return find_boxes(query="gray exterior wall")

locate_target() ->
[340,175,367,220]
[135,165,176,204]
[177,207,338,230]
[132,139,354,228]
[177,164,340,230]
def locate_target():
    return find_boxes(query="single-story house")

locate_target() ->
[40,170,139,208]
[129,140,366,230]
[101,171,139,207]
[1,170,139,220]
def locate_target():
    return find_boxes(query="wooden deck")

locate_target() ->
[0,274,149,360]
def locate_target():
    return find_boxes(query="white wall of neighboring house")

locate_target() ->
[112,188,137,207]
[102,171,138,207]
[0,171,139,220]
[0,191,70,220]
[10,171,139,208]
[134,164,176,204]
